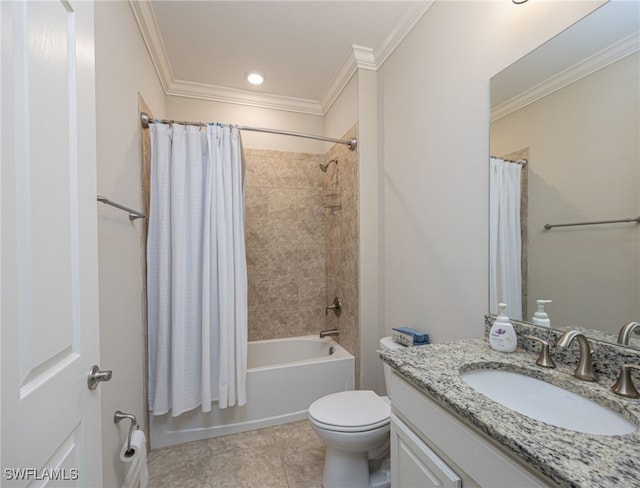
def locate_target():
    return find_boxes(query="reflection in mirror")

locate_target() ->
[489,0,639,348]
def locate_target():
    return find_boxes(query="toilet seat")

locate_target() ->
[309,390,391,433]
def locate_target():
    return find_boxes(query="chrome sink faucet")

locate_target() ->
[555,330,597,382]
[617,321,640,345]
[612,363,640,398]
[524,335,555,368]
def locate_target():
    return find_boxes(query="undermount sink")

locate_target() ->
[461,369,637,436]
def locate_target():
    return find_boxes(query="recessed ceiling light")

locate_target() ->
[247,72,264,85]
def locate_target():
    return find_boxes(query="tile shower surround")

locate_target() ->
[323,126,360,384]
[245,148,327,340]
[142,122,360,384]
[244,125,360,382]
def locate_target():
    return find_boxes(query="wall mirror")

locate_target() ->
[489,0,639,348]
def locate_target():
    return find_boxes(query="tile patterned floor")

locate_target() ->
[147,421,325,488]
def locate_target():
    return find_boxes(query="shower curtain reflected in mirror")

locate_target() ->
[147,123,247,417]
[489,157,523,320]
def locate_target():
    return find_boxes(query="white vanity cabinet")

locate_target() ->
[389,372,557,488]
[391,413,462,487]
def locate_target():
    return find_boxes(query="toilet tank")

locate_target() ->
[379,336,405,395]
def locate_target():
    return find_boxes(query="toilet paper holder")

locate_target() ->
[114,410,138,457]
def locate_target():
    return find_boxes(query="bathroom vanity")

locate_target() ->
[390,372,553,487]
[381,337,640,487]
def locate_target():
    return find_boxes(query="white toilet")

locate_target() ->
[308,337,403,488]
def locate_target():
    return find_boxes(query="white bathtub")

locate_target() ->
[149,335,355,449]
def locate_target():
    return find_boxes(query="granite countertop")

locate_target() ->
[380,338,640,488]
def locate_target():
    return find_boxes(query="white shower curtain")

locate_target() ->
[147,123,247,417]
[489,157,522,320]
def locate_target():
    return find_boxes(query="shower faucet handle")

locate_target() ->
[325,297,342,317]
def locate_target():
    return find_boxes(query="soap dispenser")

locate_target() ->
[532,300,552,328]
[489,303,517,352]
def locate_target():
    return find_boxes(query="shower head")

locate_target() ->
[319,159,338,172]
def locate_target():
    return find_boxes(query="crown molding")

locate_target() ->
[374,0,435,68]
[319,1,434,113]
[129,0,173,92]
[131,0,434,116]
[318,48,360,114]
[317,45,376,114]
[491,33,640,122]
[353,45,377,71]
[166,80,324,116]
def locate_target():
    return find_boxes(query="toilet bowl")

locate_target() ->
[308,337,403,488]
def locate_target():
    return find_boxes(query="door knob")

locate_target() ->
[87,365,112,390]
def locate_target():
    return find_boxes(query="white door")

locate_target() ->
[1,1,104,486]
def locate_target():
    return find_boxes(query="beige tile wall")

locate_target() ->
[245,149,327,340]
[323,126,360,386]
[244,125,359,384]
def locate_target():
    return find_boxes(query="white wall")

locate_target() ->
[94,2,165,486]
[324,72,358,141]
[377,0,604,344]
[356,68,384,391]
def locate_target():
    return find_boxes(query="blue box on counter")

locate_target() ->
[391,327,430,347]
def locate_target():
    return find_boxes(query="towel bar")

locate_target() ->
[544,216,640,230]
[97,196,146,221]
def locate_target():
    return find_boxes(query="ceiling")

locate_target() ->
[132,1,433,115]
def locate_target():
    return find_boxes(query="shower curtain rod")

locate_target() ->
[509,158,528,165]
[140,112,357,151]
[491,156,528,165]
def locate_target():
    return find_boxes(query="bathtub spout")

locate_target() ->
[320,328,339,338]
